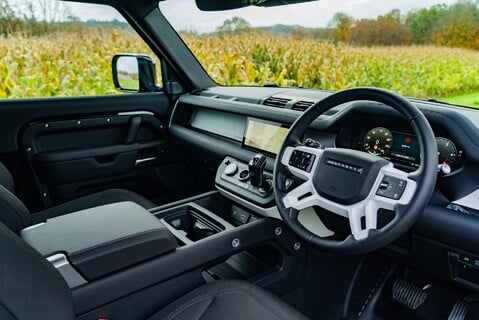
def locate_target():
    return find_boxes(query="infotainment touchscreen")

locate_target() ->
[243,118,289,156]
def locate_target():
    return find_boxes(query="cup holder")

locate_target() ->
[160,204,231,245]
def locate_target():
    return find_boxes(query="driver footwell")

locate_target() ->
[283,249,479,320]
[347,255,479,320]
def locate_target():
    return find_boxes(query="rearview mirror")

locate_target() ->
[112,54,159,93]
[195,0,317,11]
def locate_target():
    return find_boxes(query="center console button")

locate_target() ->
[224,163,238,176]
[239,170,250,181]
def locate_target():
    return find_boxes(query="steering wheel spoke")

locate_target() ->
[282,180,318,211]
[346,164,417,240]
[280,145,325,211]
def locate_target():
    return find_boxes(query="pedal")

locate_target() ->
[448,299,469,320]
[392,278,428,310]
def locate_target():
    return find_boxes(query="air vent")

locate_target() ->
[263,96,291,108]
[292,100,315,111]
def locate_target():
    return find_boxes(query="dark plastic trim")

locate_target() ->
[72,217,303,314]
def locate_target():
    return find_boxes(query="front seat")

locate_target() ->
[0,162,154,233]
[0,221,309,320]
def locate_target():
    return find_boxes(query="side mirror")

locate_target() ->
[112,54,160,93]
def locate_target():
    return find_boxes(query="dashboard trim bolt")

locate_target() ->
[293,242,302,251]
[275,227,283,236]
[232,238,240,248]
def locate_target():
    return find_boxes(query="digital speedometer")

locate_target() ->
[363,127,393,155]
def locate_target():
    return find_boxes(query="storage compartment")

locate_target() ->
[159,203,234,246]
[205,244,283,281]
[21,201,177,281]
[192,192,260,226]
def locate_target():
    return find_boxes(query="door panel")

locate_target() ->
[0,93,190,211]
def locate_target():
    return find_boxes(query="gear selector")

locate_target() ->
[249,153,267,188]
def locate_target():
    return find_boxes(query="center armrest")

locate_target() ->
[21,201,177,280]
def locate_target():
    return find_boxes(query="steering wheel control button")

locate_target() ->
[289,150,316,172]
[304,138,323,149]
[224,163,238,176]
[376,175,407,200]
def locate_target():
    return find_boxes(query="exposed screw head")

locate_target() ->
[232,238,240,248]
[293,242,302,251]
[27,147,32,152]
[42,193,47,197]
[274,227,283,236]
[44,124,49,128]
[77,120,82,125]
[107,118,111,123]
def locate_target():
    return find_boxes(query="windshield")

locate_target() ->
[159,0,479,108]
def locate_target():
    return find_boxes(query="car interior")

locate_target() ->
[1,0,479,319]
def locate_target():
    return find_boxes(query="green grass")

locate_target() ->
[440,91,479,109]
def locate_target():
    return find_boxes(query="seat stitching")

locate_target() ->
[164,291,229,320]
[160,285,296,320]
[242,286,290,320]
[197,295,216,320]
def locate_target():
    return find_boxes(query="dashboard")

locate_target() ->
[169,86,479,292]
[170,87,479,207]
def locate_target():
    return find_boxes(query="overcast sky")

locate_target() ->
[67,0,458,33]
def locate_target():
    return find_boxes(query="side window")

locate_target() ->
[0,0,161,99]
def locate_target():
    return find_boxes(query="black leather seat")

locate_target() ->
[0,221,309,320]
[150,280,308,320]
[0,162,154,233]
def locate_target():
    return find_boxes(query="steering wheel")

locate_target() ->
[274,88,438,254]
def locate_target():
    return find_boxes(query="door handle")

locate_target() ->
[125,116,142,144]
[135,157,157,166]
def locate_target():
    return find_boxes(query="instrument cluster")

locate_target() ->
[363,127,464,172]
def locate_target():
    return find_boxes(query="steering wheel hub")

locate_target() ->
[313,149,389,205]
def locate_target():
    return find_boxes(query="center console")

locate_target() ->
[19,156,307,317]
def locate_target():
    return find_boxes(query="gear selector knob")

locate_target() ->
[249,153,267,187]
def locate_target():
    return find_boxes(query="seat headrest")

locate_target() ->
[0,162,15,194]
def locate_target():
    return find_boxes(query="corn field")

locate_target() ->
[1,28,479,100]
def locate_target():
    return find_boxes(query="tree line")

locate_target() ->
[332,1,479,50]
[0,0,74,36]
[0,0,130,37]
[215,0,479,50]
